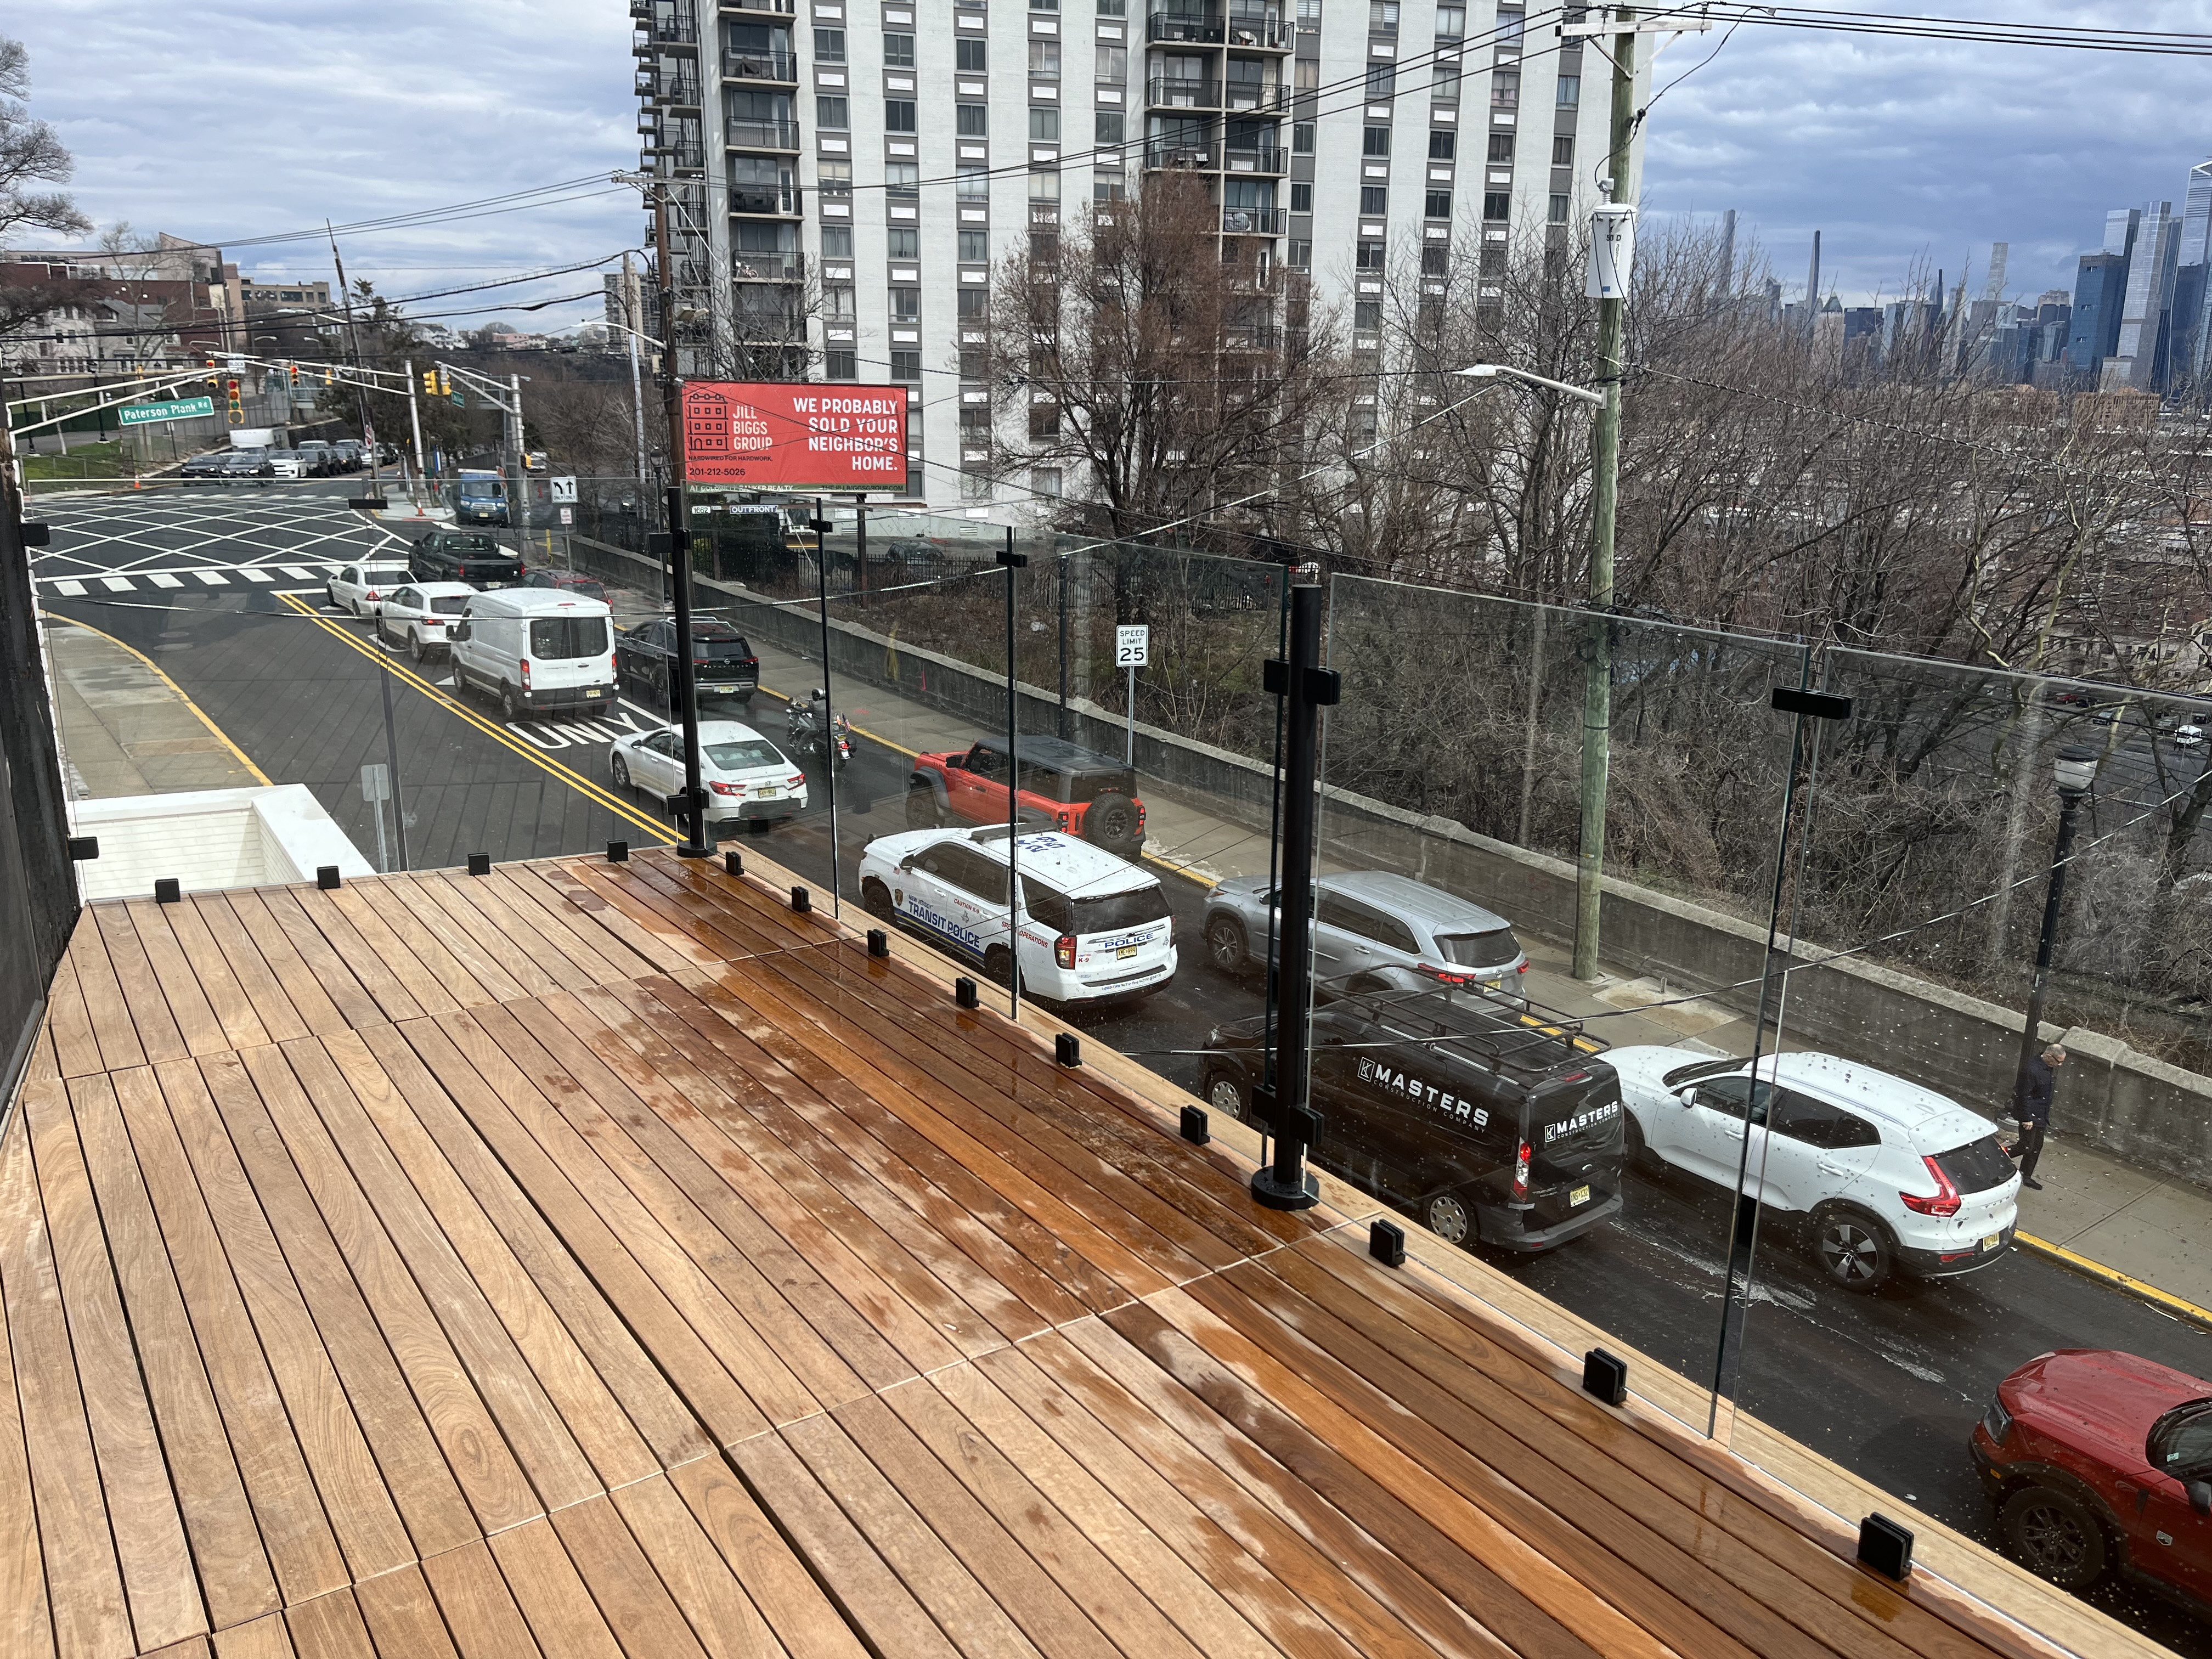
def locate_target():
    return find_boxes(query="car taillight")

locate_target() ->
[787,774,805,787]
[1900,1154,1962,1217]
[365,589,380,602]
[710,781,744,796]
[1512,1141,1532,1199]
[1057,811,1071,828]
[1136,803,1146,831]
[520,659,531,687]
[1056,935,1076,969]
[1517,961,1530,974]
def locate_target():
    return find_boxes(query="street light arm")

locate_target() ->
[1452,362,1608,407]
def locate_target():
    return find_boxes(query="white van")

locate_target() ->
[448,588,617,722]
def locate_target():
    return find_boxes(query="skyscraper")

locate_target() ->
[2106,200,2177,390]
[2067,252,2129,375]
[633,0,1627,514]
[2183,158,2212,266]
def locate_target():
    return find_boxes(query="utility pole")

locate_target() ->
[402,359,427,507]
[326,223,385,501]
[622,252,649,514]
[1571,6,1640,981]
[654,179,710,858]
[507,371,528,542]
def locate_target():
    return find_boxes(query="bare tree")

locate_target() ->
[0,36,87,246]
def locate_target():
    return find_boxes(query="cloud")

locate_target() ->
[8,0,639,329]
[1635,1,2212,303]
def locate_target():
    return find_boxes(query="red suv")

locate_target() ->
[907,737,1146,856]
[1972,1348,2212,1617]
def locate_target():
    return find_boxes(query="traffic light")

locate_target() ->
[287,362,299,383]
[224,377,244,425]
[323,367,334,386]
[437,368,453,398]
[421,368,437,397]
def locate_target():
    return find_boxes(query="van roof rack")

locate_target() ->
[1339,975,1608,1077]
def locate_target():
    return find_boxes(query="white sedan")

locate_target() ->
[326,561,412,618]
[608,720,808,830]
[374,581,476,662]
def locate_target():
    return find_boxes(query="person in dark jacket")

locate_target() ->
[2009,1044,2066,1189]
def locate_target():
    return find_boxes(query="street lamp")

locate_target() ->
[1452,362,1607,407]
[2013,744,2096,1108]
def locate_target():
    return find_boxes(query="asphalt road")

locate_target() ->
[36,491,2212,1654]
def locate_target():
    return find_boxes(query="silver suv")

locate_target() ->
[1201,869,1530,994]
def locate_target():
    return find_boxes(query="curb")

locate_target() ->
[2012,1230,2212,1335]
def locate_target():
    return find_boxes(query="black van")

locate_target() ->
[1200,979,1627,1251]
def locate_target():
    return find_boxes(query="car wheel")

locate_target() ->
[2000,1486,2109,1591]
[1205,913,1248,974]
[906,786,943,830]
[500,682,523,723]
[862,878,894,921]
[1427,1192,1472,1247]
[409,630,427,664]
[1623,1111,1656,1173]
[611,753,631,791]
[983,946,1013,988]
[1084,790,1142,856]
[1204,1071,1248,1124]
[1809,1206,1893,1291]
[324,586,336,609]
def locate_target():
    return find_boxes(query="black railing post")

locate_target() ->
[1251,562,1334,1212]
[997,528,1029,1015]
[812,495,841,914]
[668,481,709,856]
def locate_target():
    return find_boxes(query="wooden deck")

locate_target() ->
[0,848,2131,1658]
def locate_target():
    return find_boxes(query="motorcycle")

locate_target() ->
[785,693,853,769]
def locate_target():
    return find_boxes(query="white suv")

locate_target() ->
[1609,1047,2020,1291]
[858,825,1176,1003]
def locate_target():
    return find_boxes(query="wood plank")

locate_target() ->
[379,877,531,1001]
[386,1018,768,1450]
[606,1474,792,1659]
[69,1072,280,1632]
[283,1589,377,1659]
[186,893,312,1045]
[579,862,802,965]
[548,1496,713,1659]
[153,1057,417,1582]
[67,910,150,1073]
[42,955,104,1079]
[398,875,570,1000]
[418,1539,548,1659]
[483,867,648,984]
[485,1519,627,1659]
[279,1036,608,1511]
[713,1437,970,1659]
[309,885,464,1017]
[213,1613,298,1659]
[111,1066,352,1605]
[353,1567,462,1659]
[233,1043,545,1536]
[0,1128,55,1659]
[93,902,198,1062]
[196,1049,484,1558]
[140,897,274,1052]
[420,873,599,995]
[536,864,715,975]
[349,1023,709,1470]
[263,889,424,1025]
[0,1103,135,1659]
[330,882,496,1011]
[143,1640,215,1659]
[223,890,370,1032]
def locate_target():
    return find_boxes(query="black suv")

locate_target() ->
[1201,977,1627,1252]
[409,529,524,586]
[614,617,759,707]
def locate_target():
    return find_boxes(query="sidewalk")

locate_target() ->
[604,581,2212,1327]
[45,617,267,797]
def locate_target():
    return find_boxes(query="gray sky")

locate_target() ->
[9,1,2211,323]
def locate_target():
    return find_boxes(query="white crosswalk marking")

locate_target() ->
[52,579,84,596]
[149,573,182,589]
[195,571,229,586]
[100,576,134,592]
[280,567,313,579]
[240,569,273,583]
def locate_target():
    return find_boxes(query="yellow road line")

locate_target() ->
[2013,1231,2212,1331]
[279,595,674,844]
[45,612,273,785]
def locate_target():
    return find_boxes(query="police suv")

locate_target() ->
[857,825,1177,1003]
[1200,975,1627,1252]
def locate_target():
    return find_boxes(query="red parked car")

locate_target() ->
[905,737,1146,856]
[1972,1348,2212,1617]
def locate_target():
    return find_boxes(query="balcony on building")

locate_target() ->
[1223,142,1285,173]
[1221,68,1282,111]
[1146,75,1222,109]
[1145,139,1216,168]
[731,251,804,282]
[1148,7,1225,43]
[629,0,699,53]
[729,182,800,217]
[1220,205,1285,235]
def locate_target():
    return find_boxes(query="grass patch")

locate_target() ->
[21,442,142,482]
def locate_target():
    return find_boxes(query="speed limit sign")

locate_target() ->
[1115,624,1149,667]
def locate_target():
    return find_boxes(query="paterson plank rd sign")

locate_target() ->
[681,381,909,489]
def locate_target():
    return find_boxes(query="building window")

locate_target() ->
[957,37,988,71]
[1364,63,1395,99]
[816,95,849,128]
[1095,173,1128,199]
[890,286,921,319]
[957,166,990,199]
[962,472,992,500]
[1031,0,1057,9]
[1028,170,1060,200]
[958,102,988,134]
[1420,244,1448,274]
[1482,191,1509,220]
[1363,125,1390,155]
[887,162,920,199]
[1095,110,1125,143]
[1029,407,1060,439]
[1369,2,1398,32]
[1548,192,1570,223]
[1432,55,1459,98]
[826,349,857,379]
[1491,70,1519,107]
[1288,239,1312,268]
[814,27,845,59]
[1292,121,1315,152]
[1555,75,1578,105]
[1030,106,1059,140]
[891,349,922,380]
[1488,132,1514,162]
[1356,240,1385,268]
[824,285,856,319]
[1353,300,1381,328]
[1295,57,1320,89]
[959,229,990,259]
[1425,189,1451,219]
[1360,186,1388,215]
[1032,231,1060,262]
[1094,0,1124,14]
[1428,128,1455,159]
[1551,133,1574,165]
[1297,0,1321,21]
[958,287,990,316]
[817,157,853,194]
[820,222,854,256]
[1096,44,1126,80]
[1030,40,1060,75]
[884,31,915,64]
[888,226,919,257]
[1033,466,1063,498]
[1290,181,1312,211]
[1498,7,1525,43]
[1435,5,1463,38]
[886,99,917,132]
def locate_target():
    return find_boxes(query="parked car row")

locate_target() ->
[178,438,375,484]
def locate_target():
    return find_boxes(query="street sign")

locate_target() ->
[550,475,578,504]
[558,506,574,526]
[359,763,390,804]
[1115,624,1150,667]
[449,390,466,407]
[117,396,215,427]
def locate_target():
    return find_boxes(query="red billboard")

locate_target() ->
[680,381,909,490]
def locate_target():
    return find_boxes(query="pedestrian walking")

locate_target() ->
[2009,1043,2066,1190]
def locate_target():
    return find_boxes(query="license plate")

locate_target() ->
[755,787,777,799]
[1980,1232,2002,1252]
[708,684,738,693]
[1116,945,1138,960]
[1571,1184,1591,1207]
[584,689,602,698]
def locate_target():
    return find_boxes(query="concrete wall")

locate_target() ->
[572,534,2212,1184]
